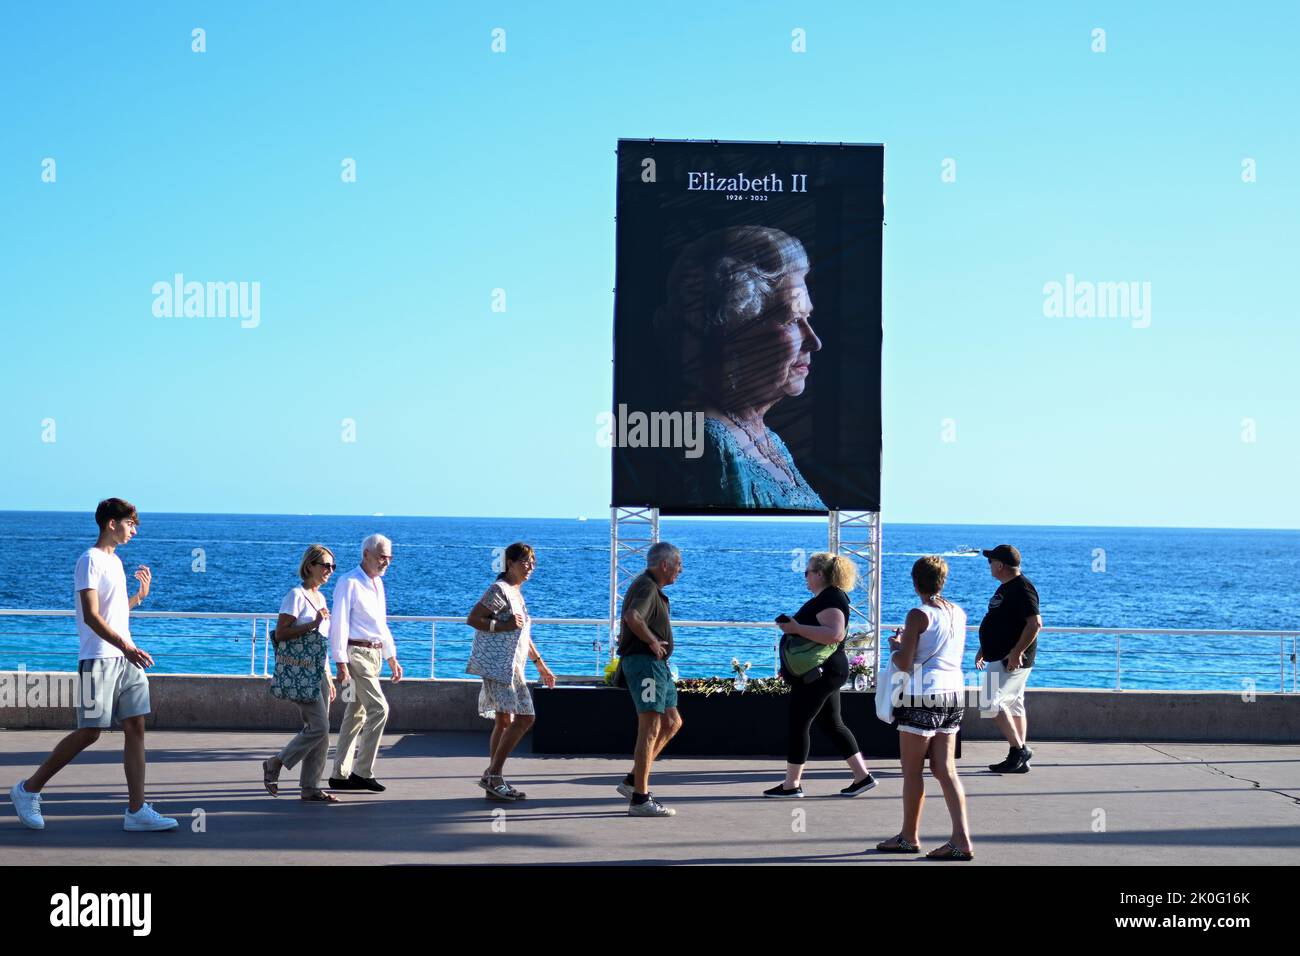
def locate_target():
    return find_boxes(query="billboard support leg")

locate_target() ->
[830,510,882,686]
[609,506,659,664]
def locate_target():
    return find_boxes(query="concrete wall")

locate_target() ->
[1,672,1297,743]
[0,673,487,733]
[958,686,1300,743]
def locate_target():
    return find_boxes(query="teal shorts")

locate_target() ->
[621,655,678,714]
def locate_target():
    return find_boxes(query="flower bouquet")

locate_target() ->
[849,653,874,692]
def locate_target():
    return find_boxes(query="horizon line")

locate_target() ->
[0,509,1296,534]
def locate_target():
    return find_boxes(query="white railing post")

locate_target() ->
[1284,634,1294,697]
[263,619,271,676]
[250,617,257,676]
[430,621,436,679]
[1115,635,1122,691]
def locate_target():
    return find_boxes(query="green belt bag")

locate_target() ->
[782,635,837,677]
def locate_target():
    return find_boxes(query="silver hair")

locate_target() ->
[647,541,681,568]
[657,225,809,337]
[362,533,392,555]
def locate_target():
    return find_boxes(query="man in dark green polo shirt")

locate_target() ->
[615,541,684,817]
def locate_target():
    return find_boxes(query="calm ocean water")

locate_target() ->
[1,511,1296,692]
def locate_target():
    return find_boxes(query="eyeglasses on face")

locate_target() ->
[314,561,335,570]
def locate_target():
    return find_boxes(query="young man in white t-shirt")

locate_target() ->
[9,498,178,832]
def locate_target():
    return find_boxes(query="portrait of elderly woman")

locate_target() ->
[654,225,827,510]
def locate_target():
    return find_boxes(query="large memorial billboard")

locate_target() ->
[610,139,883,515]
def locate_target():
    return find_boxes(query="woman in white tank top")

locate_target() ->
[874,556,974,861]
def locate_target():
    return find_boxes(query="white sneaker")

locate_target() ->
[628,796,676,817]
[123,803,178,832]
[10,780,45,830]
[616,781,635,798]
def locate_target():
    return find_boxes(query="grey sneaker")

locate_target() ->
[628,796,676,817]
[10,781,45,830]
[123,803,178,832]
[616,782,636,798]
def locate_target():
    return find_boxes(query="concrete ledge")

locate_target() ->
[1,672,1297,742]
[959,686,1300,744]
[0,672,487,733]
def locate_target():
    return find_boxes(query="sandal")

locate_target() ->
[483,776,518,802]
[301,790,340,803]
[874,834,920,853]
[925,841,974,861]
[262,759,280,797]
[503,781,527,801]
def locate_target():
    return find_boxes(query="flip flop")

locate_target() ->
[262,759,280,797]
[925,841,974,861]
[301,790,340,803]
[874,834,920,853]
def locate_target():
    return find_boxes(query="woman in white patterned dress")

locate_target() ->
[465,542,555,801]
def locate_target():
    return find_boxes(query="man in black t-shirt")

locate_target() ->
[976,544,1042,774]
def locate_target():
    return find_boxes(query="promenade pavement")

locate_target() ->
[1,730,1297,865]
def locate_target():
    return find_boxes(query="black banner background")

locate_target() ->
[611,139,883,515]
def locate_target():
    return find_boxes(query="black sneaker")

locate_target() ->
[329,775,365,790]
[763,784,804,798]
[1003,755,1031,774]
[991,749,1031,774]
[840,774,878,797]
[1021,745,1034,763]
[987,747,1021,773]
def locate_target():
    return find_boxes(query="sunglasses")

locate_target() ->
[314,561,336,570]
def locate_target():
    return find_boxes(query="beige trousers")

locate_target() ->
[278,675,330,793]
[332,646,389,779]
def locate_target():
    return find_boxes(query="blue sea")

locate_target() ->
[1,512,1296,692]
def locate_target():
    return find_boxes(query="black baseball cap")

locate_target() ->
[982,544,1021,567]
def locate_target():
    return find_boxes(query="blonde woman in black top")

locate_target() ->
[767,552,877,798]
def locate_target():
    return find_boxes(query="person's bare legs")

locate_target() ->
[25,727,102,792]
[488,713,535,776]
[993,708,1024,749]
[845,752,872,782]
[122,715,146,812]
[628,708,680,788]
[898,732,931,845]
[486,713,510,775]
[1014,713,1028,748]
[783,763,804,788]
[632,712,663,794]
[653,708,681,759]
[927,732,972,854]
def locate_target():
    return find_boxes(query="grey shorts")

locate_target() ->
[77,657,151,728]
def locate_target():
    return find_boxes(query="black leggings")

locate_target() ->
[786,653,860,764]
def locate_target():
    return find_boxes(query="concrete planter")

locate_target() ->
[530,684,947,759]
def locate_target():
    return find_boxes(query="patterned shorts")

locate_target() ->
[895,692,964,738]
[478,672,534,719]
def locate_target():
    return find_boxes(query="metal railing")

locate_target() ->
[0,609,1296,692]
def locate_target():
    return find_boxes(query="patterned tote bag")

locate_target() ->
[270,593,327,703]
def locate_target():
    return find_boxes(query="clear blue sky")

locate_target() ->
[2,2,1296,528]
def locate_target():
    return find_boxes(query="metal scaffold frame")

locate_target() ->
[828,510,884,681]
[608,506,660,659]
